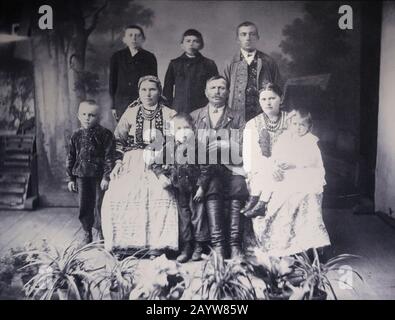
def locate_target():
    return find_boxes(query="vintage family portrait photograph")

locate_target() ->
[0,0,393,303]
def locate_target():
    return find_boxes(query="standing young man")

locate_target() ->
[163,29,218,114]
[109,25,157,121]
[224,21,282,123]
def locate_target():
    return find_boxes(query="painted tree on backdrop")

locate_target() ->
[273,1,360,153]
[86,0,154,87]
[272,1,361,198]
[28,0,153,205]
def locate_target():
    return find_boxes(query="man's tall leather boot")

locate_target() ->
[229,199,243,259]
[206,199,225,260]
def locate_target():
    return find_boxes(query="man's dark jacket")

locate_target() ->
[163,52,218,114]
[109,48,157,117]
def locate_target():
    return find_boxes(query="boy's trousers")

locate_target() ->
[176,188,210,244]
[76,177,103,232]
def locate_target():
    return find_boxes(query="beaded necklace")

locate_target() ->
[133,104,164,149]
[141,105,160,121]
[262,112,282,132]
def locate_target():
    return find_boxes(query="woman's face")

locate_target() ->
[259,90,281,117]
[139,80,160,107]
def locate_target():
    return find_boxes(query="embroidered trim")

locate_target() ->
[130,104,164,150]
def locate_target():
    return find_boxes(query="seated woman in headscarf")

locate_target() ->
[101,75,178,257]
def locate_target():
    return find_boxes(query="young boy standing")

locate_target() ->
[66,100,115,244]
[150,113,211,263]
[163,29,218,114]
[109,25,158,121]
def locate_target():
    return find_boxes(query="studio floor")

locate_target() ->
[0,206,395,299]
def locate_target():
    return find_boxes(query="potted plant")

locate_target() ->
[0,241,51,299]
[129,254,186,300]
[245,247,363,300]
[90,250,141,300]
[244,248,294,299]
[11,240,50,285]
[290,249,363,300]
[18,241,107,300]
[196,249,257,300]
[0,254,16,297]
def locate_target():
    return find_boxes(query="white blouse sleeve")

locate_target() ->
[114,108,135,157]
[242,120,253,174]
[242,119,271,175]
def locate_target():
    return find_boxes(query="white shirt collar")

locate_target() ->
[240,48,256,64]
[128,47,139,57]
[209,103,225,114]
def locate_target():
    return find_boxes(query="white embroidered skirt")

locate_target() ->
[101,149,178,251]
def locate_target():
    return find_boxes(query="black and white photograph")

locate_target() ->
[0,0,393,302]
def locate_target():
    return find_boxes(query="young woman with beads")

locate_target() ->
[241,82,330,258]
[242,82,289,216]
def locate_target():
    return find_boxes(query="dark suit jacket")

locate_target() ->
[163,52,218,114]
[109,48,157,117]
[190,104,244,167]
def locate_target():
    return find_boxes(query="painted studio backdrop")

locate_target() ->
[0,0,361,207]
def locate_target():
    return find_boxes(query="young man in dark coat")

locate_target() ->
[163,29,218,114]
[109,25,157,121]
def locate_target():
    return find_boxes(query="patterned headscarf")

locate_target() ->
[138,75,163,96]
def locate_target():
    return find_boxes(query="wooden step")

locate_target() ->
[0,134,36,210]
[0,185,25,194]
[4,133,35,139]
[3,154,30,161]
[0,194,24,206]
[0,202,24,210]
[3,159,30,166]
[4,141,34,148]
[2,163,31,171]
[0,173,28,184]
[0,180,25,187]
[4,146,32,153]
[5,140,33,147]
[4,136,34,142]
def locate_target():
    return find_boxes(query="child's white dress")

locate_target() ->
[248,130,331,257]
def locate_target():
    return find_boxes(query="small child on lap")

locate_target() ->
[243,108,326,217]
